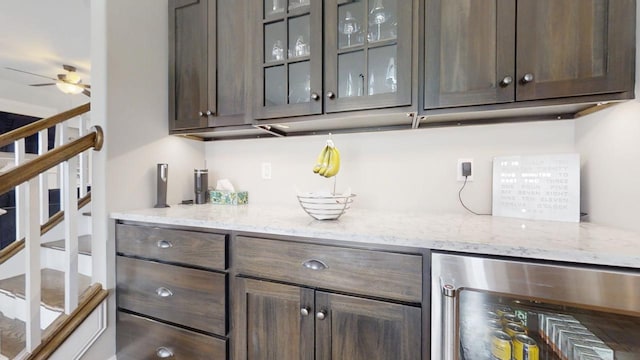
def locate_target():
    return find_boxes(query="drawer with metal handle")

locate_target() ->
[116,223,226,270]
[234,236,422,303]
[116,256,226,335]
[117,311,226,360]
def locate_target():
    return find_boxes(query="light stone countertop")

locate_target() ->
[111,204,640,269]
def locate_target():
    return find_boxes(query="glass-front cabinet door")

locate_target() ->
[325,0,412,113]
[255,0,322,120]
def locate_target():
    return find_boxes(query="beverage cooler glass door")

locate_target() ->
[431,253,640,360]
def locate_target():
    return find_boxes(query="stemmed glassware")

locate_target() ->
[369,0,388,41]
[385,57,397,92]
[272,0,283,13]
[340,11,360,47]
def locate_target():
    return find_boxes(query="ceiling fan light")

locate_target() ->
[64,72,81,84]
[55,81,84,95]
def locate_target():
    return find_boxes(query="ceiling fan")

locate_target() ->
[5,64,91,97]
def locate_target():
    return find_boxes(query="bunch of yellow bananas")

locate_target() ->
[312,140,340,178]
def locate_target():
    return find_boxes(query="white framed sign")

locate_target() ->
[492,154,580,222]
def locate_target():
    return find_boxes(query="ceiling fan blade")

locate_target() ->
[5,67,57,81]
[62,64,77,72]
[82,89,91,97]
[30,83,56,87]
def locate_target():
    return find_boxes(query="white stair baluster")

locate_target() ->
[56,122,67,209]
[15,139,26,243]
[38,129,49,223]
[78,115,87,197]
[64,156,79,314]
[25,177,42,351]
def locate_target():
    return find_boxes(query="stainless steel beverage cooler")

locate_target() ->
[431,253,640,360]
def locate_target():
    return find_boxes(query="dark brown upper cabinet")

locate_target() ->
[254,0,323,120]
[254,0,414,120]
[169,0,247,132]
[324,0,413,113]
[424,0,636,110]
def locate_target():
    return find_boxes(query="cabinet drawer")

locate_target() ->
[117,311,226,360]
[234,236,422,303]
[116,223,226,270]
[117,256,226,335]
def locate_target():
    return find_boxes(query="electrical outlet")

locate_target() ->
[261,162,272,180]
[457,158,474,182]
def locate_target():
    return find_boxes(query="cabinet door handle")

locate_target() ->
[302,259,328,271]
[499,76,513,87]
[311,92,320,101]
[300,307,310,316]
[316,310,326,320]
[442,282,458,360]
[156,347,174,358]
[198,111,204,117]
[521,73,534,84]
[206,110,214,116]
[326,91,336,99]
[156,240,173,249]
[155,287,173,297]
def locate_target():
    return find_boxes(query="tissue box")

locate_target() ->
[209,190,248,205]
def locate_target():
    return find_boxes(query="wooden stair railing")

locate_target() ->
[0,192,92,265]
[0,103,90,149]
[0,102,106,358]
[0,128,103,196]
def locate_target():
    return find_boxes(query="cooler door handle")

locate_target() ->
[442,281,458,360]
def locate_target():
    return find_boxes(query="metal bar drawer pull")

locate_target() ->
[156,240,173,249]
[155,287,173,297]
[156,347,174,358]
[302,259,328,270]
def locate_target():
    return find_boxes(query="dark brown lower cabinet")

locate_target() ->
[235,277,421,360]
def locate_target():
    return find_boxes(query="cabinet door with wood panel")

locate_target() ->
[424,0,515,108]
[169,0,210,130]
[315,291,421,360]
[516,0,635,101]
[235,278,314,360]
[235,277,422,360]
[424,0,635,110]
[169,0,247,131]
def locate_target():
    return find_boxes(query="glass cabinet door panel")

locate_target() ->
[265,21,286,63]
[265,66,287,106]
[288,15,310,59]
[338,1,365,49]
[265,0,285,17]
[288,0,310,11]
[288,61,311,104]
[368,0,397,43]
[338,51,365,98]
[255,0,321,119]
[326,0,412,113]
[367,45,397,95]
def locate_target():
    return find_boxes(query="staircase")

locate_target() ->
[0,103,107,360]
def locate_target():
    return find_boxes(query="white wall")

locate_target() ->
[205,120,575,214]
[85,0,204,358]
[574,3,640,233]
